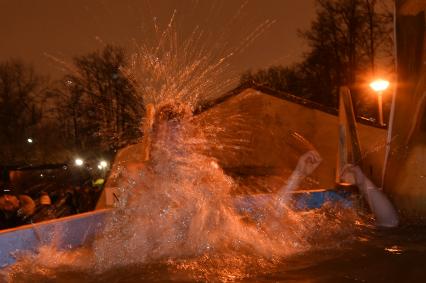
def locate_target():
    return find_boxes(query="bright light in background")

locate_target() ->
[27,138,33,143]
[369,79,389,126]
[74,158,84,166]
[98,160,108,169]
[369,79,390,92]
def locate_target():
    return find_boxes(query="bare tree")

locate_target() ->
[0,60,43,164]
[240,66,306,98]
[54,45,143,154]
[240,0,393,117]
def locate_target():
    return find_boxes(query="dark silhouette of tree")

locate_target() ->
[241,0,393,117]
[55,45,143,153]
[301,0,393,111]
[0,60,43,164]
[240,66,306,99]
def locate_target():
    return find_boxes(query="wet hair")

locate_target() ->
[150,103,192,135]
[155,103,191,123]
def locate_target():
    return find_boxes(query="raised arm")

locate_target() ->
[342,165,399,228]
[276,150,322,208]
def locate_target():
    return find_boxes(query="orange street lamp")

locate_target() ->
[369,79,389,126]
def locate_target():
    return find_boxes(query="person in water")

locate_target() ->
[341,164,399,228]
[283,151,398,227]
[122,103,399,228]
[234,149,398,228]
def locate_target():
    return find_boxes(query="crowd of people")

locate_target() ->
[0,168,104,230]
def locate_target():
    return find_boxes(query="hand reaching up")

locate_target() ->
[341,164,399,227]
[294,150,322,177]
[340,164,365,186]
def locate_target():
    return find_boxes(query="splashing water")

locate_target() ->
[3,107,365,282]
[124,4,276,111]
[2,5,367,282]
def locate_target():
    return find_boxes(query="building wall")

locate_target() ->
[99,87,387,208]
[196,89,387,191]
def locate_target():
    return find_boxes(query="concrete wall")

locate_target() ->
[98,87,387,206]
[195,89,387,192]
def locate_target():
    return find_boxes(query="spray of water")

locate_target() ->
[3,106,364,282]
[2,5,366,282]
[125,6,275,111]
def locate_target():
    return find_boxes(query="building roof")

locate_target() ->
[197,82,386,129]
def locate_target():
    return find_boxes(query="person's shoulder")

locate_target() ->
[18,194,34,201]
[18,194,35,205]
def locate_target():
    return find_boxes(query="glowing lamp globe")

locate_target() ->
[75,158,84,166]
[99,160,108,169]
[369,79,389,93]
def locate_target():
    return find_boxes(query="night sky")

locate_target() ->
[0,0,316,78]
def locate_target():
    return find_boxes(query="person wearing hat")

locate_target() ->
[39,191,52,206]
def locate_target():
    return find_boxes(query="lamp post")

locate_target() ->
[369,79,389,126]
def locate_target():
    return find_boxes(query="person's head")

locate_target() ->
[40,191,52,205]
[152,103,191,139]
[0,194,20,212]
[155,103,190,123]
[140,102,192,165]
